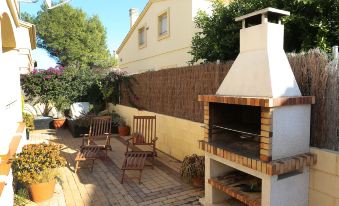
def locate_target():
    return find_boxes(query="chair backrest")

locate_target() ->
[132,116,156,144]
[88,116,112,137]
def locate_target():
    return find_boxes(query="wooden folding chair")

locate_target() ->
[121,151,148,184]
[75,145,100,173]
[126,115,158,168]
[81,115,112,159]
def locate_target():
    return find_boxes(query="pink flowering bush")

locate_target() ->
[22,65,97,116]
[32,66,65,76]
[22,66,65,116]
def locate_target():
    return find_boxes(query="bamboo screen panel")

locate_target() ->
[120,62,233,123]
[120,50,338,150]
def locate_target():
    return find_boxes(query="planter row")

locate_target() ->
[33,117,66,130]
[33,116,130,137]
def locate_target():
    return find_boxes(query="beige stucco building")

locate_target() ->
[117,0,226,74]
[0,0,36,205]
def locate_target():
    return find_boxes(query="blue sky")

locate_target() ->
[20,0,148,69]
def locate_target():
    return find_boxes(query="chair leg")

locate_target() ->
[91,160,95,172]
[139,170,143,184]
[121,170,125,184]
[75,160,79,173]
[152,155,155,170]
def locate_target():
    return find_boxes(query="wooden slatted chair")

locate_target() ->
[126,115,158,168]
[121,151,148,184]
[81,115,112,159]
[75,145,101,173]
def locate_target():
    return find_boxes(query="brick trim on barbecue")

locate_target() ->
[198,95,315,107]
[199,140,317,176]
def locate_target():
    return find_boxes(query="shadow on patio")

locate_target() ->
[30,129,203,206]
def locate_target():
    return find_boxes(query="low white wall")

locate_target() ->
[309,147,339,206]
[110,104,204,160]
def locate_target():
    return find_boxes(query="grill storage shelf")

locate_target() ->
[208,177,261,206]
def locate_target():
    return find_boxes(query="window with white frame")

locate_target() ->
[158,9,169,39]
[138,26,146,48]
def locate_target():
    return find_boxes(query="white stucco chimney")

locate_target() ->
[129,8,139,28]
[217,8,301,98]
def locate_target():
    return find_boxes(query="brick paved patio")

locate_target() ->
[29,129,203,206]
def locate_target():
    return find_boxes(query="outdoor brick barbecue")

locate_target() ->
[199,8,316,206]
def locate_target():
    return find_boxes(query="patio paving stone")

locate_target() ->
[29,129,203,206]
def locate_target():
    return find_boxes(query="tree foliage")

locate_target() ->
[190,0,339,63]
[98,71,131,106]
[23,4,115,67]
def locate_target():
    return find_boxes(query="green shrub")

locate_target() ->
[180,154,205,183]
[12,143,66,185]
[97,110,122,127]
[14,188,32,206]
[22,113,34,130]
[73,114,93,128]
[190,0,339,63]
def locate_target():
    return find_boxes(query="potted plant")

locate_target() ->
[180,154,205,187]
[12,143,66,203]
[118,119,130,136]
[53,96,70,129]
[111,111,122,134]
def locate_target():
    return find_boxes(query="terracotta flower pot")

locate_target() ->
[192,177,204,188]
[118,126,130,136]
[29,179,56,203]
[53,118,66,129]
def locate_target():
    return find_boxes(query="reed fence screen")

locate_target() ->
[120,49,338,150]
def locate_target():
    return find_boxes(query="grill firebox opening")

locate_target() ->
[208,103,261,159]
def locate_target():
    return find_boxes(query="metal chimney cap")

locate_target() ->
[235,7,290,22]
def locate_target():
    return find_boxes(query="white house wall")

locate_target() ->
[118,0,214,74]
[0,0,35,204]
[0,0,22,154]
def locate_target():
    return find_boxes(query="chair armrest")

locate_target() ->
[103,133,114,139]
[151,137,158,143]
[80,134,89,146]
[125,137,134,153]
[80,134,89,138]
[125,137,134,142]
